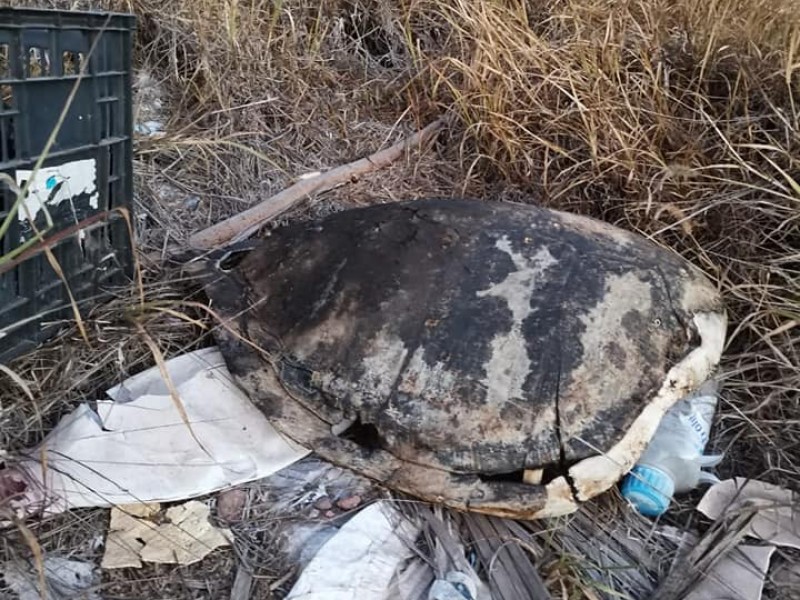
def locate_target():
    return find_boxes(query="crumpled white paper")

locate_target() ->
[8,346,309,516]
[686,477,800,600]
[683,544,776,600]
[697,477,799,549]
[285,501,420,600]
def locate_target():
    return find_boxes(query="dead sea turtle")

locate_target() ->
[201,198,726,519]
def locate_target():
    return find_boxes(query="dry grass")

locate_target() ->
[1,0,798,598]
[403,0,800,485]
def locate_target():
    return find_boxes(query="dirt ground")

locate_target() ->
[1,0,798,598]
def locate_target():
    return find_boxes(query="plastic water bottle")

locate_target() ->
[621,379,723,517]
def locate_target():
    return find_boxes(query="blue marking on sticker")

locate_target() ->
[46,176,57,190]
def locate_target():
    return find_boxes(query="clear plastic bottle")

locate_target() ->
[621,379,724,517]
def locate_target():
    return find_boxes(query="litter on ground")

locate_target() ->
[5,346,798,600]
[1,556,101,600]
[683,545,775,600]
[2,347,308,518]
[3,342,797,600]
[1,1,799,598]
[697,477,800,549]
[102,500,232,569]
[284,501,420,600]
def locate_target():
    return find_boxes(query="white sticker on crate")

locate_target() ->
[14,158,99,223]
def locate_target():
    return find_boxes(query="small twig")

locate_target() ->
[187,118,446,250]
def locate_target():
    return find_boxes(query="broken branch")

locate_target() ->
[187,118,445,250]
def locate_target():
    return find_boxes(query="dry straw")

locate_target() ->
[1,0,797,598]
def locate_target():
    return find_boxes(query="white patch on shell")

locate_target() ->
[397,346,457,397]
[559,271,656,436]
[578,271,653,345]
[360,330,410,398]
[552,208,633,247]
[568,310,727,502]
[476,237,557,405]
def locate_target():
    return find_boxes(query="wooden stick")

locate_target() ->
[187,118,446,250]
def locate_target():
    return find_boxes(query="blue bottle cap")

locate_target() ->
[621,465,675,517]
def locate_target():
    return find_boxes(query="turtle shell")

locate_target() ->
[203,198,726,518]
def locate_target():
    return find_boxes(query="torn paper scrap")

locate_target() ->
[2,556,101,600]
[9,346,309,517]
[102,500,231,569]
[285,501,420,600]
[683,545,775,600]
[697,478,799,549]
[101,503,161,569]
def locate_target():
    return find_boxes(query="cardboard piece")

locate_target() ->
[102,500,231,569]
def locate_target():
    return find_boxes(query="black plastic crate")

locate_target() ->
[0,8,136,363]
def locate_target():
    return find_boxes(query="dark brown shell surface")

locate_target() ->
[203,198,721,484]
